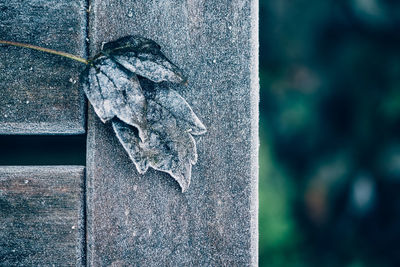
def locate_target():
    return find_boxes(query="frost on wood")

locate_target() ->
[83,35,206,192]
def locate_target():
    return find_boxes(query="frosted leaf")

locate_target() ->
[102,35,161,54]
[82,35,206,192]
[152,84,206,135]
[82,57,147,138]
[112,85,205,192]
[101,35,187,84]
[111,120,150,174]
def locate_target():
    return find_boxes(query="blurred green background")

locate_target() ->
[259,1,400,266]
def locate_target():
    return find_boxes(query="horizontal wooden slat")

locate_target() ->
[87,0,258,266]
[0,166,85,266]
[0,0,87,134]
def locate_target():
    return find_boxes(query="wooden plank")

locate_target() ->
[86,0,258,266]
[0,0,87,134]
[0,166,85,266]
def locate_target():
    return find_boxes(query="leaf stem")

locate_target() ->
[0,40,88,65]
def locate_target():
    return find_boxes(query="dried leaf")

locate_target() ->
[82,57,147,138]
[101,35,187,84]
[151,84,206,135]
[83,35,206,192]
[112,85,205,192]
[102,35,161,54]
[111,119,150,174]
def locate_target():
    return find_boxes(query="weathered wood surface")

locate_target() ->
[0,0,87,134]
[0,166,85,266]
[87,1,258,266]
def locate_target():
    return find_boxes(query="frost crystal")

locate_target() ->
[82,35,206,192]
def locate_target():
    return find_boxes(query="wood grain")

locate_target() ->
[0,0,87,134]
[0,166,85,266]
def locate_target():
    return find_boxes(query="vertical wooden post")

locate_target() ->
[86,0,258,265]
